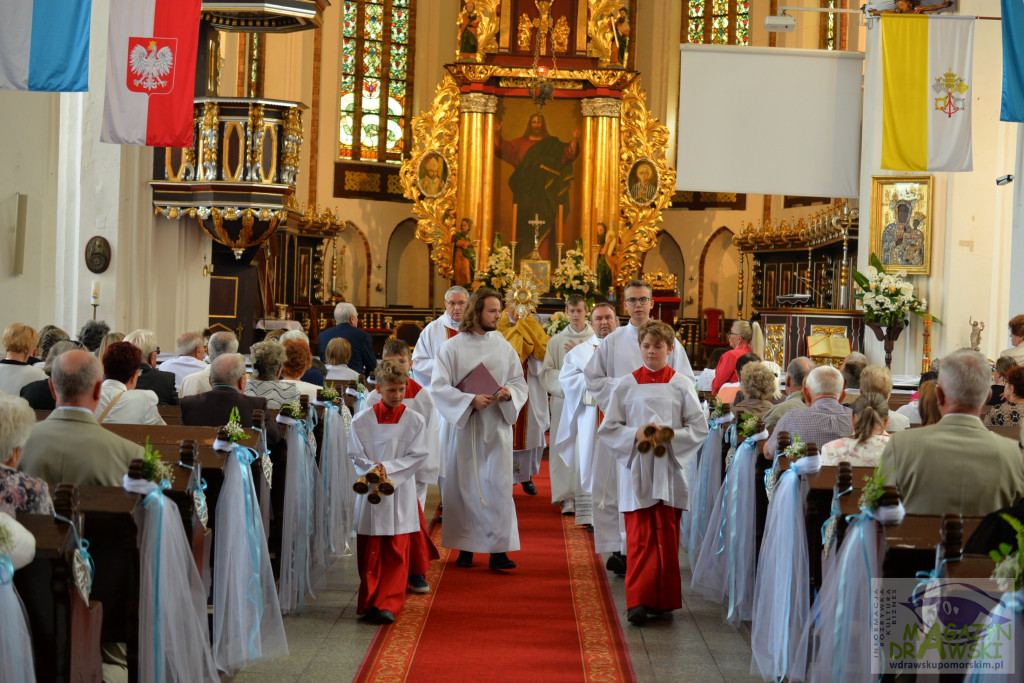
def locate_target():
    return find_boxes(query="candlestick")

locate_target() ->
[91,303,98,321]
[922,313,932,373]
[557,242,564,265]
[508,241,518,267]
[557,206,564,244]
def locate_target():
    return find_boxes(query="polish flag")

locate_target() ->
[101,0,201,147]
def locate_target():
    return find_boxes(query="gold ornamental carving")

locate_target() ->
[280,107,303,185]
[459,92,498,114]
[446,62,633,90]
[199,102,220,180]
[642,269,677,290]
[246,103,265,182]
[616,77,675,285]
[765,324,786,368]
[581,97,621,118]
[517,14,534,50]
[811,325,848,337]
[399,73,461,279]
[587,0,627,68]
[457,0,501,63]
[552,16,570,53]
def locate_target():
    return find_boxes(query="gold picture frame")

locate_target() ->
[870,175,932,276]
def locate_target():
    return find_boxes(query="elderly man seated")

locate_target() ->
[762,356,817,431]
[179,331,239,397]
[762,365,850,458]
[180,353,279,444]
[882,349,1024,516]
[19,350,143,490]
[157,331,207,391]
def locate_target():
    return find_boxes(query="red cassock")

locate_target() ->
[623,502,683,612]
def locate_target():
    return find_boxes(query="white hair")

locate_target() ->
[280,329,310,344]
[124,329,158,359]
[938,349,991,409]
[210,353,246,386]
[207,331,239,360]
[334,302,357,324]
[804,365,844,397]
[444,286,469,301]
[175,331,204,356]
[0,394,35,464]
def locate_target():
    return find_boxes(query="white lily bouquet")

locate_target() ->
[852,253,938,327]
[545,312,570,336]
[551,239,599,299]
[474,234,516,293]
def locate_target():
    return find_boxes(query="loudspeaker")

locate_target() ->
[13,193,27,276]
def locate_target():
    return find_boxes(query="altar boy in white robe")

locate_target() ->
[584,280,695,573]
[431,288,529,570]
[540,293,593,514]
[349,360,433,624]
[554,301,619,530]
[598,321,708,626]
[498,298,550,496]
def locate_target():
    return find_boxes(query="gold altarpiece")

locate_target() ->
[399,0,673,292]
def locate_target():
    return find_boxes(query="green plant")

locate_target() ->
[857,458,892,510]
[782,432,806,460]
[989,514,1024,592]
[141,437,174,485]
[224,406,248,442]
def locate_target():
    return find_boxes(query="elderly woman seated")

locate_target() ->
[0,323,47,397]
[245,341,301,409]
[0,394,54,514]
[731,361,777,419]
[324,338,360,382]
[984,366,1024,429]
[280,339,320,402]
[858,365,910,431]
[95,342,165,425]
[821,392,890,467]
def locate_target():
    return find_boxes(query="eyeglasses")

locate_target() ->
[445,300,467,307]
[624,297,651,306]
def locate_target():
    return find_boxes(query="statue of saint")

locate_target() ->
[453,219,477,286]
[595,221,617,295]
[459,1,480,56]
[495,112,580,263]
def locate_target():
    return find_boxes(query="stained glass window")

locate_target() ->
[339,0,415,163]
[683,0,750,46]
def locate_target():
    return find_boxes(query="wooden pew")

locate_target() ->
[157,404,182,424]
[881,514,982,578]
[15,485,103,683]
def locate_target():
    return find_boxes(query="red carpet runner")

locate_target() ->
[353,462,636,682]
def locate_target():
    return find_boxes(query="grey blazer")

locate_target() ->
[882,413,1024,516]
[19,407,145,491]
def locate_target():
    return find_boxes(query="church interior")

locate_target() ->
[4,0,1024,681]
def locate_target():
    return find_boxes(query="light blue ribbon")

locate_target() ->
[715,436,756,620]
[0,554,13,585]
[177,460,209,526]
[689,417,725,553]
[140,479,172,683]
[820,485,854,548]
[321,402,339,556]
[292,424,317,613]
[773,468,801,680]
[968,592,1024,682]
[53,512,95,594]
[232,443,265,659]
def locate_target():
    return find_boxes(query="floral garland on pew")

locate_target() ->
[140,438,174,485]
[990,514,1024,592]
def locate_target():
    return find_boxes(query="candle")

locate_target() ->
[91,280,100,305]
[557,205,564,244]
[511,203,518,241]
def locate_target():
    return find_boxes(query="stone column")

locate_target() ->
[580,97,621,269]
[457,92,498,268]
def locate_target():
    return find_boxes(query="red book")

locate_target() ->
[455,363,501,397]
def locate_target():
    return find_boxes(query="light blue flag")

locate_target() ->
[1002,0,1024,121]
[0,0,91,92]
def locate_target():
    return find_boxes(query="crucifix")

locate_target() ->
[527,213,545,250]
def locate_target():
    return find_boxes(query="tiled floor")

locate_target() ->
[232,489,759,682]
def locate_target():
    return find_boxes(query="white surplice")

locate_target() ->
[348,408,429,536]
[431,331,528,553]
[512,354,548,483]
[597,372,708,513]
[540,323,593,502]
[582,321,695,553]
[365,381,440,508]
[410,313,460,388]
[555,335,600,491]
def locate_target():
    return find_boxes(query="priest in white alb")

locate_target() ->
[410,286,467,388]
[498,295,550,496]
[584,279,695,573]
[554,301,619,531]
[431,288,528,570]
[539,294,593,515]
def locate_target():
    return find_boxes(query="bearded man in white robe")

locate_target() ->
[431,288,528,570]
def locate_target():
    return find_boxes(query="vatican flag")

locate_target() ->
[881,15,975,172]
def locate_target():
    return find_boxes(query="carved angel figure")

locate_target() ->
[130,41,173,91]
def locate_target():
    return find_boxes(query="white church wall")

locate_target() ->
[0,91,60,329]
[859,1,1016,374]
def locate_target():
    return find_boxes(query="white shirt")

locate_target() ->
[410,313,460,388]
[157,356,207,391]
[95,379,165,426]
[179,367,212,397]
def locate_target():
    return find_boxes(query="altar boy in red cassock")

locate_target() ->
[597,321,708,626]
[349,360,434,624]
